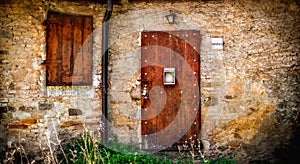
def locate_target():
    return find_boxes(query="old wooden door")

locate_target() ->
[141,30,200,150]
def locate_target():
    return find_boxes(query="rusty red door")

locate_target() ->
[141,30,200,150]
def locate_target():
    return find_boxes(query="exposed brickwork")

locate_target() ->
[108,0,300,162]
[0,0,104,160]
[0,0,299,162]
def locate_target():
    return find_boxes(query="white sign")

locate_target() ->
[211,38,223,50]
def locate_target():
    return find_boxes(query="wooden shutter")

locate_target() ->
[46,11,93,86]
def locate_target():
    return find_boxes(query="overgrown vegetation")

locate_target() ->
[61,132,174,164]
[176,139,236,164]
[61,131,236,164]
[0,130,236,163]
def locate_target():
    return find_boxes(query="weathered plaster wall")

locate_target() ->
[107,0,300,162]
[0,0,105,160]
[0,0,299,162]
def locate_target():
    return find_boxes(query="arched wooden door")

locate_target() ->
[141,30,200,150]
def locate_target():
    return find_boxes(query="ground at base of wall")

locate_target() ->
[153,150,236,164]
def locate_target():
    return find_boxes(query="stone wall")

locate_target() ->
[108,0,300,162]
[0,0,299,162]
[0,0,105,160]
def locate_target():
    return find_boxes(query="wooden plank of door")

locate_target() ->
[141,31,158,147]
[184,30,201,145]
[170,31,188,145]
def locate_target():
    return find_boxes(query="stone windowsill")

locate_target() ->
[46,86,96,98]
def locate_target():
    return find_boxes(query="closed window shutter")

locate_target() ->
[46,12,93,86]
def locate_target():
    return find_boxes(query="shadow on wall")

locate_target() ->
[211,103,300,163]
[241,110,300,163]
[0,106,14,160]
[244,57,300,162]
[272,121,300,163]
[0,125,7,160]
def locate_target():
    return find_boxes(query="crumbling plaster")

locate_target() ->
[0,0,299,162]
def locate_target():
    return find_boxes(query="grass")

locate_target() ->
[61,131,236,164]
[1,130,236,163]
[61,132,174,164]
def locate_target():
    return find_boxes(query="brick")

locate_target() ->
[8,124,28,129]
[60,121,83,128]
[21,118,37,125]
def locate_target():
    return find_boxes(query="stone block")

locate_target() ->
[27,106,36,111]
[8,90,16,94]
[18,105,26,111]
[60,121,83,128]
[38,102,53,110]
[0,106,16,112]
[130,86,141,99]
[68,108,83,116]
[113,114,136,130]
[19,105,36,112]
[21,118,37,125]
[0,50,9,55]
[0,98,8,103]
[0,106,7,112]
[226,82,244,98]
[0,112,12,119]
[1,31,13,39]
[8,124,28,129]
[203,96,218,107]
[13,111,31,119]
[217,145,228,152]
[0,103,7,107]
